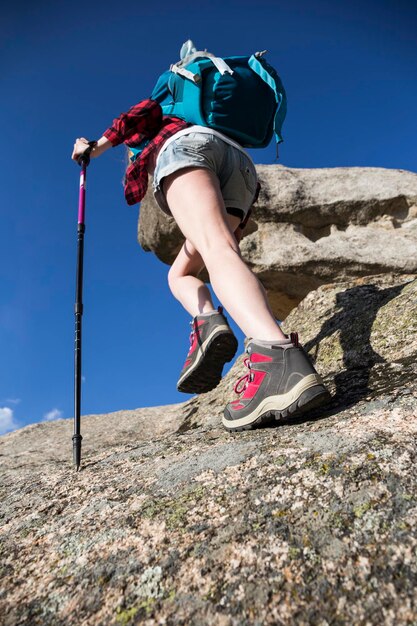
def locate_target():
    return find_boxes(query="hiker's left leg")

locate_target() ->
[168,240,214,316]
[168,211,243,317]
[169,236,238,394]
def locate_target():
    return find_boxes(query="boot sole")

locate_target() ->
[177,331,238,394]
[223,375,331,431]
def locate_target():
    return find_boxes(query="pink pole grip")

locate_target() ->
[78,165,87,224]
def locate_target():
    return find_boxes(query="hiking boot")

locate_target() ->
[223,333,330,431]
[177,307,238,394]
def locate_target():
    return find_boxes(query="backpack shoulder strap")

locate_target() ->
[171,51,233,83]
[171,64,201,83]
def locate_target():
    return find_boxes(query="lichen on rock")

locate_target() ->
[1,273,416,625]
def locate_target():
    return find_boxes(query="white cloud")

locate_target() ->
[43,408,63,422]
[0,407,19,435]
[5,398,21,405]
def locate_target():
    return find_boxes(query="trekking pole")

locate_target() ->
[73,141,96,471]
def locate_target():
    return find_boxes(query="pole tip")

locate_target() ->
[72,433,83,469]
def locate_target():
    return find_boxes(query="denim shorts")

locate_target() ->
[152,131,258,222]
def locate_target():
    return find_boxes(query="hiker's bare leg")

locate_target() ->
[168,241,214,316]
[164,167,286,341]
[168,213,246,317]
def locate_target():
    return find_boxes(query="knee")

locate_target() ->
[201,238,241,268]
[167,264,181,293]
[167,262,197,293]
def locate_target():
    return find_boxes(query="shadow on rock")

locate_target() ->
[305,282,407,411]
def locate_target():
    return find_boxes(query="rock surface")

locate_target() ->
[138,166,417,318]
[1,274,417,625]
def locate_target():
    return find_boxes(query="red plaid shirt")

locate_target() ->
[103,99,189,205]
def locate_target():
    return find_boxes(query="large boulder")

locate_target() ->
[1,274,416,625]
[138,166,417,318]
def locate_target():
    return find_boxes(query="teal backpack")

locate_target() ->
[130,42,287,160]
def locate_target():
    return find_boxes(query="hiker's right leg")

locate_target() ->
[164,168,328,414]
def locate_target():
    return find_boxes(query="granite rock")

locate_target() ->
[1,274,416,625]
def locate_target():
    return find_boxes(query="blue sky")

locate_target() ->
[1,0,416,435]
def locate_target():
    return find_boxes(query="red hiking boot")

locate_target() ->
[177,307,238,394]
[223,334,330,430]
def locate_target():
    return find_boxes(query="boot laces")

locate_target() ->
[188,321,197,353]
[233,357,254,394]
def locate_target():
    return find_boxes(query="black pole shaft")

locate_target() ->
[73,221,85,470]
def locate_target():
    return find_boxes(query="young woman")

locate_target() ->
[72,52,329,431]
